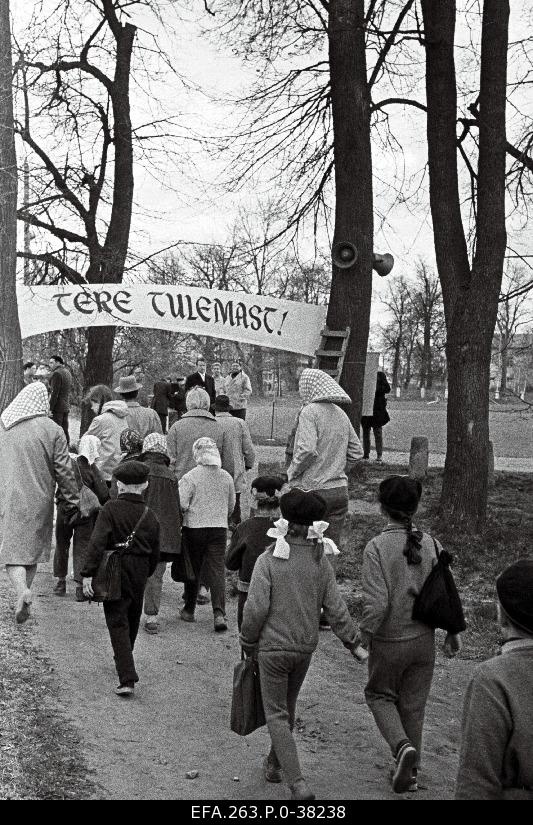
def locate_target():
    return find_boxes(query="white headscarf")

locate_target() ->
[193,436,221,467]
[78,434,101,465]
[1,382,50,430]
[186,387,211,411]
[267,518,340,560]
[298,369,351,406]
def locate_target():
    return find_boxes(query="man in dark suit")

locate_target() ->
[185,356,216,410]
[151,378,173,434]
[48,354,72,444]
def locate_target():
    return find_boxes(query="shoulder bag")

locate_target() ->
[230,651,266,736]
[91,507,149,603]
[72,459,101,522]
[412,538,467,635]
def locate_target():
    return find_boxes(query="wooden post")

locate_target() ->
[409,437,429,479]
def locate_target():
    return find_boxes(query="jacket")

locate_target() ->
[151,381,173,415]
[80,493,160,578]
[361,372,391,428]
[456,640,533,800]
[185,372,216,408]
[125,401,162,439]
[0,416,79,565]
[178,465,235,529]
[287,401,363,491]
[57,456,109,515]
[142,451,181,557]
[240,537,358,654]
[85,400,130,481]
[224,370,252,410]
[360,525,439,642]
[226,514,277,591]
[215,412,255,493]
[49,364,72,413]
[167,409,232,481]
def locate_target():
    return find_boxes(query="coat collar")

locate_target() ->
[117,493,145,502]
[181,409,215,420]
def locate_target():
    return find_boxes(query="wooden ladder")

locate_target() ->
[315,326,350,380]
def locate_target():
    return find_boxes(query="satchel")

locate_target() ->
[230,652,266,736]
[91,507,149,603]
[73,460,100,521]
[412,538,467,635]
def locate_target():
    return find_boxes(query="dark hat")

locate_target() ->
[252,475,285,498]
[378,475,422,514]
[112,460,149,485]
[215,394,231,412]
[280,488,327,525]
[496,560,533,634]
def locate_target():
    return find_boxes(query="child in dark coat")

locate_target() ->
[240,488,366,801]
[226,475,284,630]
[81,461,160,697]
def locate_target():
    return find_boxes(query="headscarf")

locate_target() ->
[119,428,143,457]
[142,432,168,456]
[298,368,351,406]
[1,382,50,430]
[267,518,340,560]
[78,434,101,465]
[192,436,221,467]
[186,387,210,411]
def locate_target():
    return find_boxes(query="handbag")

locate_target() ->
[91,507,149,603]
[73,460,100,521]
[230,651,266,736]
[412,538,467,635]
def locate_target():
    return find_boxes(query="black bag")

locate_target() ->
[91,507,149,603]
[230,652,266,736]
[412,538,466,634]
[170,534,195,584]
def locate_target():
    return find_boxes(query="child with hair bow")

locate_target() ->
[240,487,366,802]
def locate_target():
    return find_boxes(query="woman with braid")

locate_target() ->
[359,476,462,794]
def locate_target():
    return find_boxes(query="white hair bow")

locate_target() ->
[307,521,340,556]
[267,518,291,559]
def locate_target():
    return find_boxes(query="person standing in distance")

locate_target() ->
[224,359,252,421]
[185,356,216,410]
[23,362,37,385]
[48,354,72,444]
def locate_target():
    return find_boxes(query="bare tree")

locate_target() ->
[0,0,22,410]
[422,0,510,530]
[408,261,443,390]
[496,266,533,394]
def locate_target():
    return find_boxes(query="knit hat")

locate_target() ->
[251,475,285,500]
[142,432,168,456]
[298,368,351,406]
[496,560,533,634]
[192,436,221,467]
[215,394,231,412]
[112,460,149,485]
[378,475,422,515]
[279,488,327,525]
[120,428,143,456]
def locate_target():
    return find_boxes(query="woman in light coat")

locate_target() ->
[85,384,130,483]
[0,383,79,623]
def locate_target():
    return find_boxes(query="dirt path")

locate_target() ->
[29,564,474,800]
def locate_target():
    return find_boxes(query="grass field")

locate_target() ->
[248,395,533,458]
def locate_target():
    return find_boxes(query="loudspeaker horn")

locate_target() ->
[372,252,394,277]
[332,241,358,269]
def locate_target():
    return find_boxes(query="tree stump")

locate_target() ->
[409,437,429,479]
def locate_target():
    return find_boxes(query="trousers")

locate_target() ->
[52,410,70,445]
[103,556,150,686]
[258,650,312,786]
[362,424,383,459]
[309,485,348,551]
[182,527,227,616]
[365,633,435,767]
[54,506,96,583]
[143,561,167,616]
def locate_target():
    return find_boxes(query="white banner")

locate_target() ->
[17,284,328,357]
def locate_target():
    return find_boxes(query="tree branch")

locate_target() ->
[368,0,416,89]
[17,252,86,284]
[17,210,89,246]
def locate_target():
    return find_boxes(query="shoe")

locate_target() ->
[375,457,384,464]
[319,613,331,631]
[392,742,417,793]
[290,779,315,800]
[115,684,134,697]
[144,619,159,635]
[214,613,228,632]
[53,579,66,596]
[15,589,32,625]
[263,756,282,784]
[197,587,210,605]
[75,586,87,603]
[180,609,196,623]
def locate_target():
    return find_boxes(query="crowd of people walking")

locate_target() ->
[0,356,531,801]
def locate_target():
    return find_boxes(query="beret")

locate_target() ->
[378,475,422,514]
[280,488,327,525]
[112,460,149,485]
[496,560,533,634]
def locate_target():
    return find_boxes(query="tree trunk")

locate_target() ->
[392,337,401,389]
[423,0,509,530]
[80,327,116,434]
[0,1,23,411]
[499,336,508,393]
[326,0,373,430]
